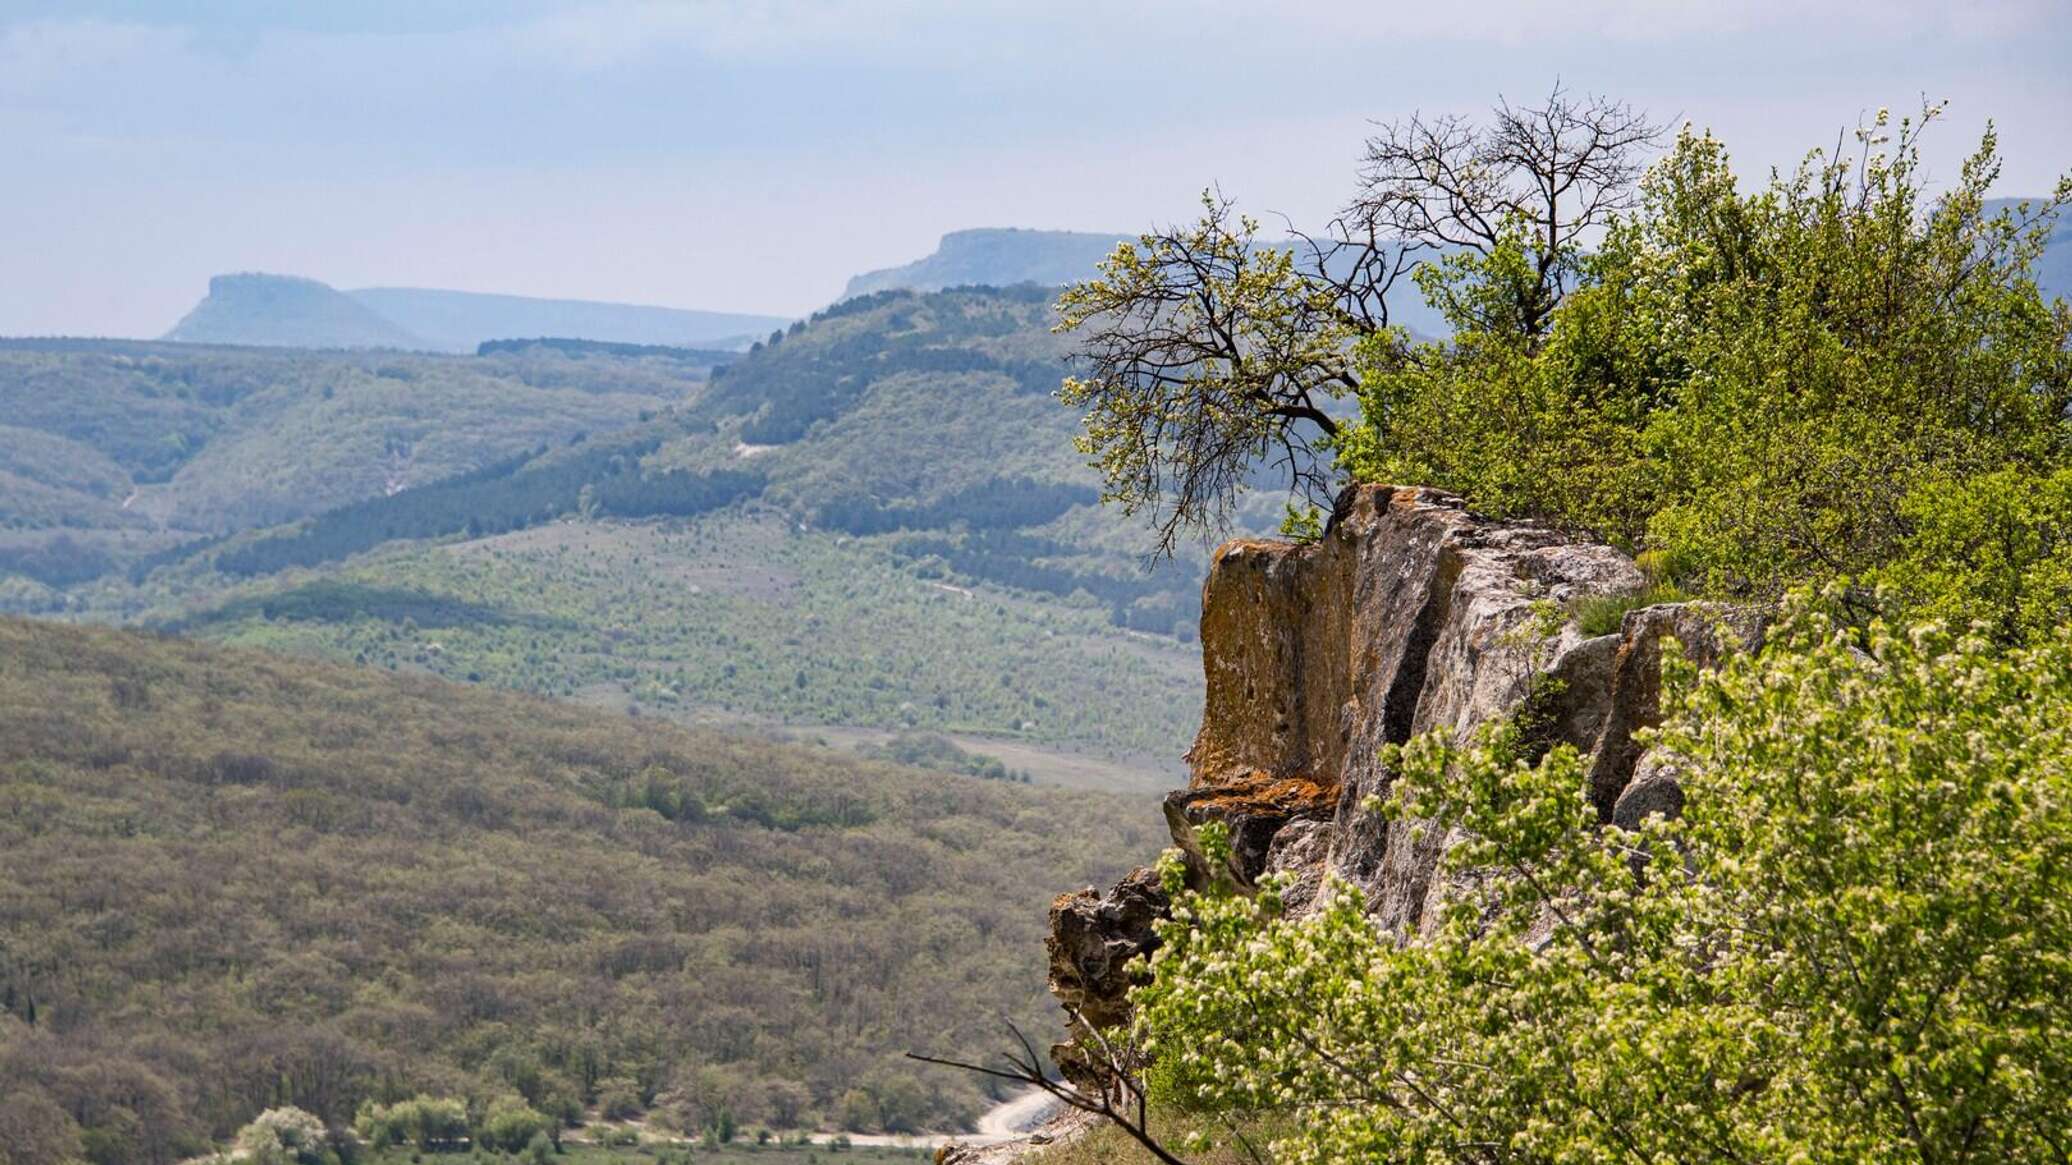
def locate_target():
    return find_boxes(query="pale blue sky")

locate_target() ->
[2,1,2066,337]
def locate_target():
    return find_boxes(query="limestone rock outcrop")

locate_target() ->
[1046,485,1762,1043]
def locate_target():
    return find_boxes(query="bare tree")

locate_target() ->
[1057,87,1663,554]
[1354,84,1664,341]
[1056,192,1412,556]
[910,1017,1211,1165]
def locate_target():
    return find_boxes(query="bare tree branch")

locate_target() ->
[909,1019,1198,1165]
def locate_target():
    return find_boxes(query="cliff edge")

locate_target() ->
[1045,484,1763,1084]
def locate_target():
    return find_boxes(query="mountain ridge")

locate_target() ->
[842,228,1135,300]
[163,273,791,353]
[165,273,428,350]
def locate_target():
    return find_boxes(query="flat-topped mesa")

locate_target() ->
[1047,485,1763,1078]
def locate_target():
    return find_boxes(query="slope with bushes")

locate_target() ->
[46,286,1224,769]
[0,618,1156,1165]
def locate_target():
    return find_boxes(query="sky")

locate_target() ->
[1,0,2067,338]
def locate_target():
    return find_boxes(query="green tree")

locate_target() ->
[1348,106,2072,632]
[478,1099,549,1154]
[1058,87,1661,552]
[1127,596,2072,1161]
[353,1096,466,1153]
[0,1089,85,1165]
[1065,95,2072,640]
[834,1089,877,1133]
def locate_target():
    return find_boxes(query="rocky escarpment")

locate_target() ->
[1046,485,1762,1077]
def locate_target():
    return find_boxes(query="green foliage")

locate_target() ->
[1130,597,2072,1161]
[1275,504,1322,543]
[0,338,706,555]
[0,618,1152,1160]
[355,1098,469,1153]
[856,733,1031,783]
[478,1099,551,1153]
[138,510,1200,765]
[1345,109,2072,639]
[1568,582,1687,636]
[1866,465,2072,644]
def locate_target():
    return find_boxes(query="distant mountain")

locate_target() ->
[348,286,790,352]
[165,273,427,350]
[841,227,1453,337]
[842,228,1134,299]
[163,273,791,353]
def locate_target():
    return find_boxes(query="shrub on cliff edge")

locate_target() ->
[1130,596,2072,1162]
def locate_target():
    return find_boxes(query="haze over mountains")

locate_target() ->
[153,208,2072,357]
[164,273,792,353]
[843,228,1137,299]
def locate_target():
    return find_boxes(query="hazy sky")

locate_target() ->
[2,1,2067,337]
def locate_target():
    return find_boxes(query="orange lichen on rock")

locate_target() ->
[1183,770,1336,817]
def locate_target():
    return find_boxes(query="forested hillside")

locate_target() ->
[33,287,1221,771]
[0,338,723,589]
[0,618,1155,1164]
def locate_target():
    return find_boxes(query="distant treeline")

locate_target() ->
[0,535,121,588]
[206,437,761,577]
[475,336,743,363]
[810,478,1201,631]
[815,477,1096,536]
[159,581,573,634]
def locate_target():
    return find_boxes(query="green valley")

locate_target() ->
[14,285,1224,775]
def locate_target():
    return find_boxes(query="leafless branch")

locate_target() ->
[908,1017,1195,1165]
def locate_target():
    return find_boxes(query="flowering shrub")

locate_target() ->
[1131,597,2072,1161]
[233,1106,329,1165]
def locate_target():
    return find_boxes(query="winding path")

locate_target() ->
[805,1087,1060,1149]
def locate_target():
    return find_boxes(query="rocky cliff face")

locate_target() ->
[1047,485,1762,1074]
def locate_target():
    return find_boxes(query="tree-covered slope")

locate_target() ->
[0,617,1155,1164]
[0,338,723,585]
[18,288,1216,769]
